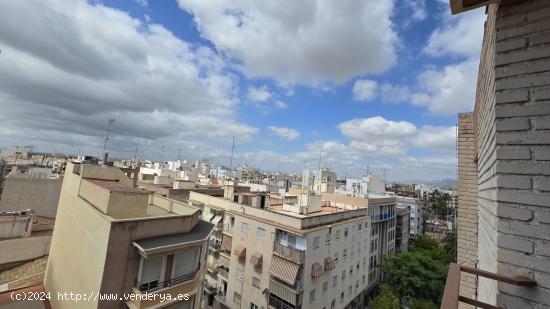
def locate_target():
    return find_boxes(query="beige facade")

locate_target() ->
[44,162,213,309]
[191,188,397,309]
[457,112,479,306]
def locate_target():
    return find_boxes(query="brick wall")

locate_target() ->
[474,0,550,307]
[457,112,478,306]
[475,3,499,305]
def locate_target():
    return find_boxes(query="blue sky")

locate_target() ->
[0,0,486,181]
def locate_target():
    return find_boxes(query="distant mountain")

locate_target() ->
[424,178,457,187]
[390,178,457,187]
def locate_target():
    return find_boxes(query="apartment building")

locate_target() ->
[448,0,550,308]
[395,196,423,239]
[395,208,410,253]
[190,187,397,309]
[44,161,213,309]
[302,168,337,194]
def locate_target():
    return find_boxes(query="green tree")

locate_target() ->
[380,236,448,304]
[428,190,452,218]
[369,284,400,309]
[410,298,438,309]
[443,230,457,263]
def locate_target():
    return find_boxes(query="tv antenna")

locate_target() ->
[102,118,115,157]
[229,136,235,170]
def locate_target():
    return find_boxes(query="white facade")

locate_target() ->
[396,196,423,238]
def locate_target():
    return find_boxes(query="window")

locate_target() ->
[326,232,331,244]
[364,222,368,229]
[313,236,320,249]
[343,248,347,259]
[323,281,328,292]
[233,293,241,307]
[340,292,344,303]
[348,285,352,296]
[341,270,345,281]
[362,275,366,284]
[256,227,265,240]
[236,268,244,281]
[332,275,337,287]
[358,223,362,231]
[331,300,336,309]
[250,303,259,309]
[309,289,316,303]
[241,222,249,235]
[344,228,349,238]
[334,252,339,262]
[335,230,341,240]
[252,277,261,289]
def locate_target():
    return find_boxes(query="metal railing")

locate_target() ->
[137,271,196,293]
[218,267,229,279]
[269,294,299,309]
[441,263,536,309]
[273,243,305,264]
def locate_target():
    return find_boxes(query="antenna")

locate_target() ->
[102,118,115,157]
[133,145,139,167]
[318,149,323,171]
[177,147,182,161]
[160,145,165,163]
[229,136,235,171]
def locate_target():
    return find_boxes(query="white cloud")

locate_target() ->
[379,83,411,103]
[268,126,300,140]
[0,0,256,158]
[413,125,456,153]
[424,9,485,58]
[177,0,398,86]
[136,0,148,8]
[337,116,456,153]
[274,100,288,109]
[402,0,427,25]
[353,79,378,102]
[247,85,271,102]
[412,59,478,114]
[338,116,418,142]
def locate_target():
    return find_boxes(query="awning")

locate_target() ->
[311,262,324,278]
[234,244,246,258]
[212,215,222,225]
[250,252,263,267]
[324,257,336,271]
[221,234,232,252]
[133,220,214,257]
[269,255,300,286]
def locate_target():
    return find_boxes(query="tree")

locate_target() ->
[380,236,448,304]
[428,190,452,219]
[443,230,457,263]
[369,284,400,309]
[410,298,438,309]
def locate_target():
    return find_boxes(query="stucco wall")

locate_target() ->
[0,177,62,218]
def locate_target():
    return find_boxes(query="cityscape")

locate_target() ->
[0,1,549,309]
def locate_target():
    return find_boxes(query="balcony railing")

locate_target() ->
[269,294,299,309]
[273,243,305,264]
[218,267,229,280]
[137,270,196,293]
[441,263,536,309]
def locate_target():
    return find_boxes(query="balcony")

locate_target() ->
[269,294,300,309]
[218,267,229,280]
[209,239,221,252]
[441,263,536,309]
[204,280,217,294]
[130,271,200,308]
[137,271,197,293]
[273,243,305,264]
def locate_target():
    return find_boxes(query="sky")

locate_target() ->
[0,0,486,182]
